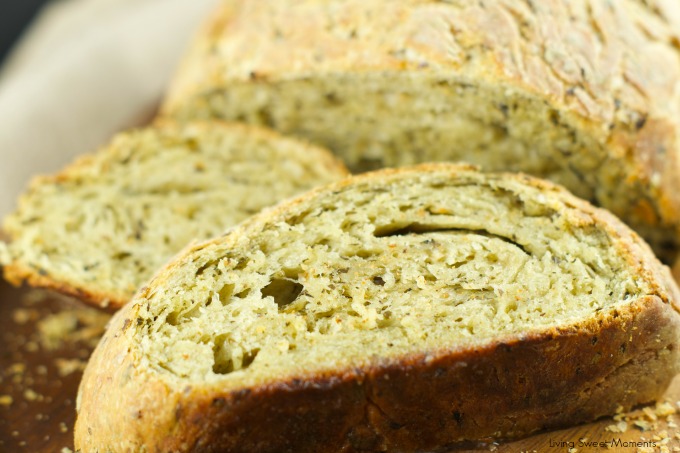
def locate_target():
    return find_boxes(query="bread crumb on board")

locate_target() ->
[2,288,112,451]
[597,400,680,453]
[12,308,39,324]
[54,358,87,377]
[37,308,109,350]
[607,401,679,433]
[607,420,629,433]
[7,363,26,375]
[23,388,43,402]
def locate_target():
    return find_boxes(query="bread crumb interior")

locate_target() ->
[175,73,671,255]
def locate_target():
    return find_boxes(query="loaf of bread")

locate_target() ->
[162,0,680,263]
[0,120,348,309]
[75,164,680,452]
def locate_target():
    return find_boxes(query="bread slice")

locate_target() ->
[75,164,680,452]
[162,0,680,263]
[0,120,348,309]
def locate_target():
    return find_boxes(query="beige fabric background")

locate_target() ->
[0,0,219,218]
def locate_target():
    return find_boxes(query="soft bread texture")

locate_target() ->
[75,164,680,452]
[0,121,348,309]
[163,0,680,262]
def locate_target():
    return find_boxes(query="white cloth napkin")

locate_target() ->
[0,0,219,218]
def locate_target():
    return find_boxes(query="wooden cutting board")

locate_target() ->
[1,278,679,452]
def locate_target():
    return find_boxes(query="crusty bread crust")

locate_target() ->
[75,164,680,452]
[1,120,348,309]
[1,262,120,311]
[75,297,679,452]
[162,0,680,262]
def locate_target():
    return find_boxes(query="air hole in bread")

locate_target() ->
[166,311,180,326]
[373,224,530,255]
[165,300,204,326]
[261,278,304,309]
[218,283,235,305]
[235,288,251,298]
[212,335,260,374]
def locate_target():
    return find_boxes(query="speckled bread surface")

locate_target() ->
[0,120,348,309]
[75,164,680,452]
[163,0,680,263]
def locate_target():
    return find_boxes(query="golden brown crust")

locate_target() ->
[75,164,680,452]
[1,261,123,311]
[162,0,680,258]
[75,297,680,452]
[166,0,680,121]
